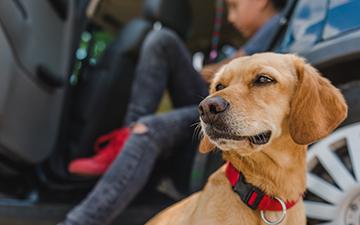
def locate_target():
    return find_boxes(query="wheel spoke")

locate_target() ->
[316,145,356,191]
[346,131,360,182]
[307,173,345,204]
[306,124,360,225]
[304,201,338,220]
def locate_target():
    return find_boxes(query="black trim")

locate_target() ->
[47,0,68,20]
[268,0,298,51]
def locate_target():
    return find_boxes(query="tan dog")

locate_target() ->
[146,53,347,225]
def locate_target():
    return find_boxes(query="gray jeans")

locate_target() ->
[61,28,208,225]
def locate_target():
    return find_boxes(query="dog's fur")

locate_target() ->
[146,53,347,225]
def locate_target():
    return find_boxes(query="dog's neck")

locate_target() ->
[222,132,307,201]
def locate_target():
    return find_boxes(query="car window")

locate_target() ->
[323,0,360,39]
[277,0,328,53]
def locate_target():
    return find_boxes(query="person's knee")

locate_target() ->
[134,115,157,132]
[133,114,166,136]
[131,122,149,135]
[142,28,180,53]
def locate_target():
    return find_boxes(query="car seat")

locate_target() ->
[62,0,192,167]
[0,0,89,176]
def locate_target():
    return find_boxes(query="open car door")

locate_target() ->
[0,0,86,171]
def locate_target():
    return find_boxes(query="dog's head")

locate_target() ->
[199,53,347,155]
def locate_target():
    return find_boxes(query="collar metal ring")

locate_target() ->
[260,197,287,225]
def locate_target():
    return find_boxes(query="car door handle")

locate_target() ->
[37,65,65,89]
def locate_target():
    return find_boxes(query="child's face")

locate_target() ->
[226,0,267,38]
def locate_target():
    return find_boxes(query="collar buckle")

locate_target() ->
[233,175,264,209]
[226,161,300,212]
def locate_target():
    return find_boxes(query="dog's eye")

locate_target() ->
[253,74,275,86]
[215,83,225,91]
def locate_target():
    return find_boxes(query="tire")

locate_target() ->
[339,80,360,126]
[305,80,360,225]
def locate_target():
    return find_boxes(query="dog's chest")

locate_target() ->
[189,169,261,225]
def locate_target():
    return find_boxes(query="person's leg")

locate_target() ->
[61,106,200,225]
[68,28,208,176]
[124,28,208,125]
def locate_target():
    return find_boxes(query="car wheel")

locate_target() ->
[305,81,360,225]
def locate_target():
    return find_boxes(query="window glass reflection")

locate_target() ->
[278,0,327,53]
[323,0,360,39]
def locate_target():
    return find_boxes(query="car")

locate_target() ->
[276,1,360,224]
[193,1,360,225]
[0,0,359,225]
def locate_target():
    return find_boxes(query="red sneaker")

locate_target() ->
[68,127,130,176]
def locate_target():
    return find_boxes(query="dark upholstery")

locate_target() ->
[143,0,192,39]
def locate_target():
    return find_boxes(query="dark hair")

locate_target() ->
[271,0,287,11]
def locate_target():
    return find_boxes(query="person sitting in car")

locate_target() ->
[60,0,287,224]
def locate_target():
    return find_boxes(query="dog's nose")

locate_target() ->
[198,96,229,123]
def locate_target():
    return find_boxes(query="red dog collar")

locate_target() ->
[225,161,299,211]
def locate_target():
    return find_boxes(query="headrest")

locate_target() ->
[97,19,152,63]
[143,0,192,39]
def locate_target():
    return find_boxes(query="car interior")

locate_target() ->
[0,0,360,225]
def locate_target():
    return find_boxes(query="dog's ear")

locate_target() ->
[289,55,348,145]
[199,135,216,153]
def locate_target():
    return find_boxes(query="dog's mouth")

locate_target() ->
[247,131,272,145]
[206,127,272,145]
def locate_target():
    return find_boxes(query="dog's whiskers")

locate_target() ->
[197,95,206,101]
[192,123,204,142]
[190,121,200,128]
